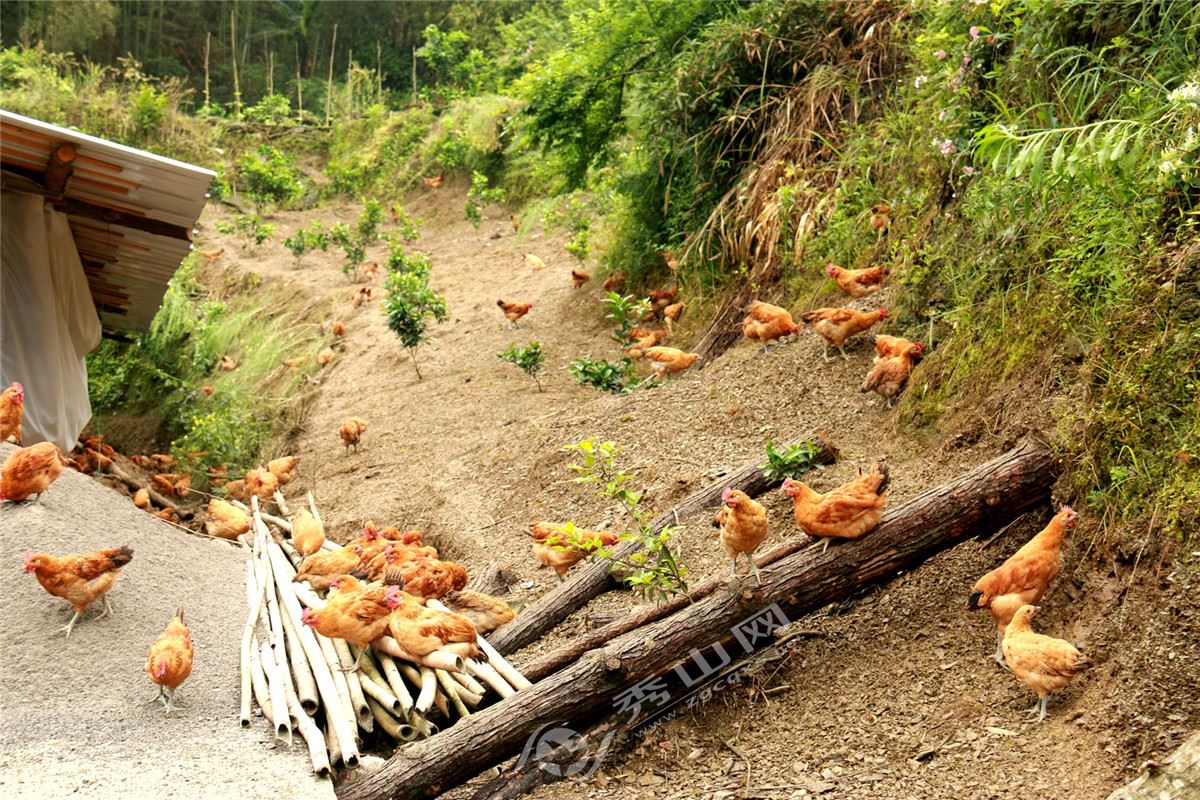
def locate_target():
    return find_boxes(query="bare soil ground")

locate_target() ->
[0,444,334,800]
[199,188,1199,800]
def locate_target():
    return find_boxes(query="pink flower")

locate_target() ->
[962,166,976,175]
[935,49,947,60]
[938,109,947,121]
[936,138,957,156]
[963,54,972,66]
[969,26,981,39]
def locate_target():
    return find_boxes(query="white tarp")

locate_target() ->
[0,190,101,451]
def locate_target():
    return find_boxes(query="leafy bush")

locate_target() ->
[243,93,292,125]
[228,214,274,248]
[601,292,652,347]
[390,204,423,242]
[382,243,449,379]
[569,356,644,394]
[283,222,331,265]
[465,171,506,226]
[238,145,302,205]
[497,342,545,390]
[759,440,822,484]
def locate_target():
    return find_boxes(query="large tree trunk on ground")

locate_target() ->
[339,440,1057,800]
[1106,731,1200,800]
[487,434,838,656]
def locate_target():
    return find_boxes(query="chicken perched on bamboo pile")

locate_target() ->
[23,545,133,637]
[530,521,622,580]
[782,463,890,552]
[386,589,480,661]
[383,556,469,600]
[968,506,1077,664]
[714,488,769,583]
[293,543,368,591]
[1,442,70,502]
[267,456,300,485]
[801,307,889,361]
[204,499,251,540]
[302,577,398,671]
[146,606,194,715]
[244,467,279,501]
[1002,605,1092,721]
[441,590,516,634]
[291,508,326,556]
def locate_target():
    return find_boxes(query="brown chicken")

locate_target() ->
[627,327,669,359]
[861,341,925,407]
[220,355,238,371]
[602,273,626,293]
[133,488,151,509]
[288,508,325,556]
[244,468,279,501]
[24,545,134,637]
[648,287,678,316]
[148,453,175,471]
[530,521,622,580]
[357,541,440,583]
[150,473,187,499]
[386,589,480,661]
[0,381,24,444]
[713,488,769,583]
[742,301,802,351]
[294,544,366,591]
[660,250,680,272]
[155,508,179,523]
[284,355,308,369]
[360,262,380,281]
[1002,605,1092,721]
[497,299,534,325]
[571,269,591,288]
[339,417,368,452]
[200,247,224,260]
[146,606,194,714]
[871,333,917,361]
[825,263,887,298]
[385,557,468,600]
[303,577,397,670]
[223,479,248,501]
[869,203,891,240]
[204,498,251,540]
[422,175,444,188]
[330,321,346,337]
[782,463,890,552]
[267,456,300,486]
[1,442,70,502]
[352,286,373,308]
[317,347,335,367]
[969,505,1077,663]
[643,346,701,379]
[800,307,889,361]
[662,301,684,334]
[442,589,516,634]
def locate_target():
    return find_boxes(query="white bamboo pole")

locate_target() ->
[277,534,303,566]
[294,582,326,610]
[278,587,320,714]
[372,636,465,672]
[332,638,371,728]
[307,491,323,527]
[431,685,450,718]
[324,721,343,770]
[259,639,292,743]
[466,658,516,699]
[249,636,275,727]
[436,669,471,718]
[273,490,291,516]
[416,666,438,714]
[375,652,415,717]
[358,672,403,715]
[449,669,486,698]
[265,542,360,768]
[315,632,358,734]
[429,599,533,690]
[240,560,266,727]
[364,696,417,741]
[285,670,331,776]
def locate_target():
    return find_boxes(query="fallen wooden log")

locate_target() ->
[488,434,837,655]
[339,439,1056,800]
[1107,730,1200,800]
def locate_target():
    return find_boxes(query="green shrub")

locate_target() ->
[497,342,545,390]
[759,440,822,484]
[465,171,506,227]
[243,93,292,125]
[382,243,449,379]
[238,144,302,205]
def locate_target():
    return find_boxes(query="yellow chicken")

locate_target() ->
[1002,605,1092,721]
[713,488,769,583]
[146,606,194,715]
[204,498,251,540]
[643,346,701,379]
[782,464,889,552]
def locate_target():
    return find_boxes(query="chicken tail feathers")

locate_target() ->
[113,545,134,568]
[872,462,890,493]
[967,590,985,611]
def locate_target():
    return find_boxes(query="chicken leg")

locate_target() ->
[1025,696,1049,722]
[59,610,84,638]
[822,345,833,362]
[838,345,849,361]
[341,647,367,673]
[992,630,1010,670]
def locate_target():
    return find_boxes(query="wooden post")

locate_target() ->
[340,440,1059,800]
[325,23,337,125]
[410,44,417,104]
[295,41,303,119]
[230,8,241,118]
[376,39,383,103]
[43,143,76,196]
[203,31,211,111]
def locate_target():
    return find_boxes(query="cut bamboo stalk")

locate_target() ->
[249,636,275,727]
[449,669,487,699]
[324,720,343,770]
[241,560,266,727]
[352,646,409,719]
[274,490,290,516]
[429,600,533,691]
[371,636,465,672]
[410,713,437,738]
[307,491,323,527]
[264,561,287,654]
[314,620,361,741]
[294,582,326,611]
[432,686,450,719]
[466,659,516,699]
[375,652,415,716]
[278,587,320,714]
[359,672,403,715]
[285,670,331,776]
[397,663,436,714]
[265,542,360,768]
[260,510,292,534]
[333,638,372,727]
[277,534,302,566]
[436,669,471,718]
[365,695,416,741]
[446,679,483,708]
[259,639,293,743]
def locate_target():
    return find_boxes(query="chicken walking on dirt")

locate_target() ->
[861,340,924,408]
[782,464,889,552]
[742,300,801,352]
[146,606,194,715]
[23,545,134,637]
[713,488,769,583]
[969,505,1077,665]
[801,307,889,361]
[825,262,888,298]
[340,417,368,452]
[1002,605,1092,721]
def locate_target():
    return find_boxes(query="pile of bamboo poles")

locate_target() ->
[239,493,532,775]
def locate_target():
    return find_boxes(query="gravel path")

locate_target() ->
[0,444,335,800]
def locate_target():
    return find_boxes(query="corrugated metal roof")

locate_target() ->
[0,110,215,334]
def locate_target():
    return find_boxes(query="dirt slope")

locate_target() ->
[201,189,1199,800]
[0,444,334,800]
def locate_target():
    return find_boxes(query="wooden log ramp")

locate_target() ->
[237,496,532,778]
[340,439,1058,800]
[488,433,838,655]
